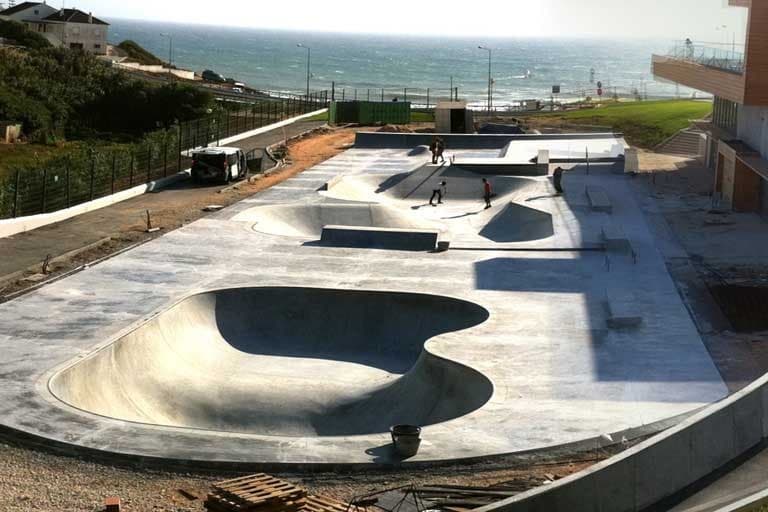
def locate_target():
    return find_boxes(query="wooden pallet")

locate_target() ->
[206,474,307,512]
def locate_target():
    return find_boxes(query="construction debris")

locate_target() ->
[205,474,356,512]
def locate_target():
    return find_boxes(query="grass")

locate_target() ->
[528,99,712,148]
[0,144,75,178]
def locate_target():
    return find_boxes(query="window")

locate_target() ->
[34,9,39,15]
[94,44,101,49]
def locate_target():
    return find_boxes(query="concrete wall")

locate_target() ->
[476,374,768,512]
[738,105,768,158]
[761,177,768,219]
[354,132,621,150]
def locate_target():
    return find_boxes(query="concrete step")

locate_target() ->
[657,131,703,156]
[586,186,613,213]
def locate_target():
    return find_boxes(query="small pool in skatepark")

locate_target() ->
[49,287,492,437]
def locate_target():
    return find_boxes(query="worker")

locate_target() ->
[482,178,492,209]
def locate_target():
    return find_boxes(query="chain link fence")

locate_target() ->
[0,91,328,220]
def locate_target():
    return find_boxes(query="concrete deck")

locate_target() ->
[0,140,728,467]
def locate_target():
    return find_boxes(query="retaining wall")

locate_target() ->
[354,132,622,150]
[476,373,768,512]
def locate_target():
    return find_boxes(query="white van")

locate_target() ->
[191,147,248,184]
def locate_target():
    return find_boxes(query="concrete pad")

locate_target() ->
[587,186,613,213]
[0,141,727,468]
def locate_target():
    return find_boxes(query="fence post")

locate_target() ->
[331,81,335,101]
[111,152,117,194]
[12,169,20,218]
[41,168,48,213]
[427,88,430,109]
[404,88,407,102]
[89,157,96,201]
[342,89,345,101]
[381,89,384,102]
[226,111,230,138]
[367,89,370,101]
[147,147,152,182]
[66,165,71,208]
[163,139,168,177]
[129,152,135,187]
[177,124,182,173]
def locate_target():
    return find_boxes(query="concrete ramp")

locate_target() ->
[232,203,446,239]
[49,287,492,437]
[479,203,555,243]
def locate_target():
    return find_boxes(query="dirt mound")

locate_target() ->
[377,124,414,133]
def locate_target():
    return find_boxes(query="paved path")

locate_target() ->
[0,120,326,282]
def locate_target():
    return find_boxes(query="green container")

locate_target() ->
[329,101,411,125]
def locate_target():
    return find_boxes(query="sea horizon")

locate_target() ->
[108,18,700,106]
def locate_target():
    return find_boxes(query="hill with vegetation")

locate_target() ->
[0,18,51,50]
[0,20,212,144]
[117,40,165,66]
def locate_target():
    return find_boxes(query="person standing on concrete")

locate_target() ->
[482,178,493,209]
[429,137,439,164]
[430,181,447,206]
[553,166,565,194]
[435,137,446,164]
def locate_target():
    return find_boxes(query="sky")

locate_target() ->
[40,0,749,43]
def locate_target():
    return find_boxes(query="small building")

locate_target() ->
[435,101,474,134]
[0,3,109,55]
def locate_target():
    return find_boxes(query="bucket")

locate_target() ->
[390,425,422,458]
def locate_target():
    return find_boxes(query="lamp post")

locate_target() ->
[297,43,311,98]
[478,46,492,113]
[160,32,173,80]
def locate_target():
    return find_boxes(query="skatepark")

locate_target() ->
[0,132,730,469]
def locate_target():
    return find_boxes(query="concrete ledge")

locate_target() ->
[601,225,632,253]
[605,289,643,329]
[323,175,344,191]
[320,225,439,251]
[476,373,768,512]
[218,108,328,147]
[0,171,189,239]
[586,186,613,213]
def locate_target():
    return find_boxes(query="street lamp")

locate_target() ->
[478,46,492,113]
[297,43,311,98]
[160,33,173,79]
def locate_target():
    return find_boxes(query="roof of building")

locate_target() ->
[0,2,43,17]
[42,8,109,25]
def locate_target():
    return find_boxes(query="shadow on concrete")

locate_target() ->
[479,203,555,243]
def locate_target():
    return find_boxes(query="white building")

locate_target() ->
[0,3,109,55]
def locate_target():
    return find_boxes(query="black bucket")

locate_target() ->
[390,425,422,458]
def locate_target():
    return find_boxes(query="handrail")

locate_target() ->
[666,41,745,74]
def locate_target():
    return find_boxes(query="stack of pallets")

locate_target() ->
[205,474,354,512]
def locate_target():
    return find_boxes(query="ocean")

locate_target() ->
[108,19,695,107]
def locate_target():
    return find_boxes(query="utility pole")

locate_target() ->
[161,33,173,81]
[478,46,492,113]
[297,44,311,97]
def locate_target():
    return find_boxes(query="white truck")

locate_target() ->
[191,147,248,184]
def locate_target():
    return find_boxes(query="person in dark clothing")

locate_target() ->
[430,181,447,206]
[553,166,565,194]
[429,137,438,164]
[483,178,492,209]
[435,137,446,164]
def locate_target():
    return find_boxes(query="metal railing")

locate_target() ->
[666,41,745,74]
[0,91,329,220]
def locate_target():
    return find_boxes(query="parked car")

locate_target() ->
[191,147,248,184]
[232,87,244,94]
[202,69,227,83]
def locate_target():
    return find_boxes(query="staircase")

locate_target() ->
[656,129,704,157]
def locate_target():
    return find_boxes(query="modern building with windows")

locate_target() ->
[0,3,109,55]
[653,0,768,215]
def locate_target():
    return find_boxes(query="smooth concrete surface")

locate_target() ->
[320,225,440,251]
[50,287,491,437]
[0,136,728,467]
[477,374,768,512]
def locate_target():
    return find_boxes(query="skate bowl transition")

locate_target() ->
[232,203,446,239]
[49,287,492,437]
